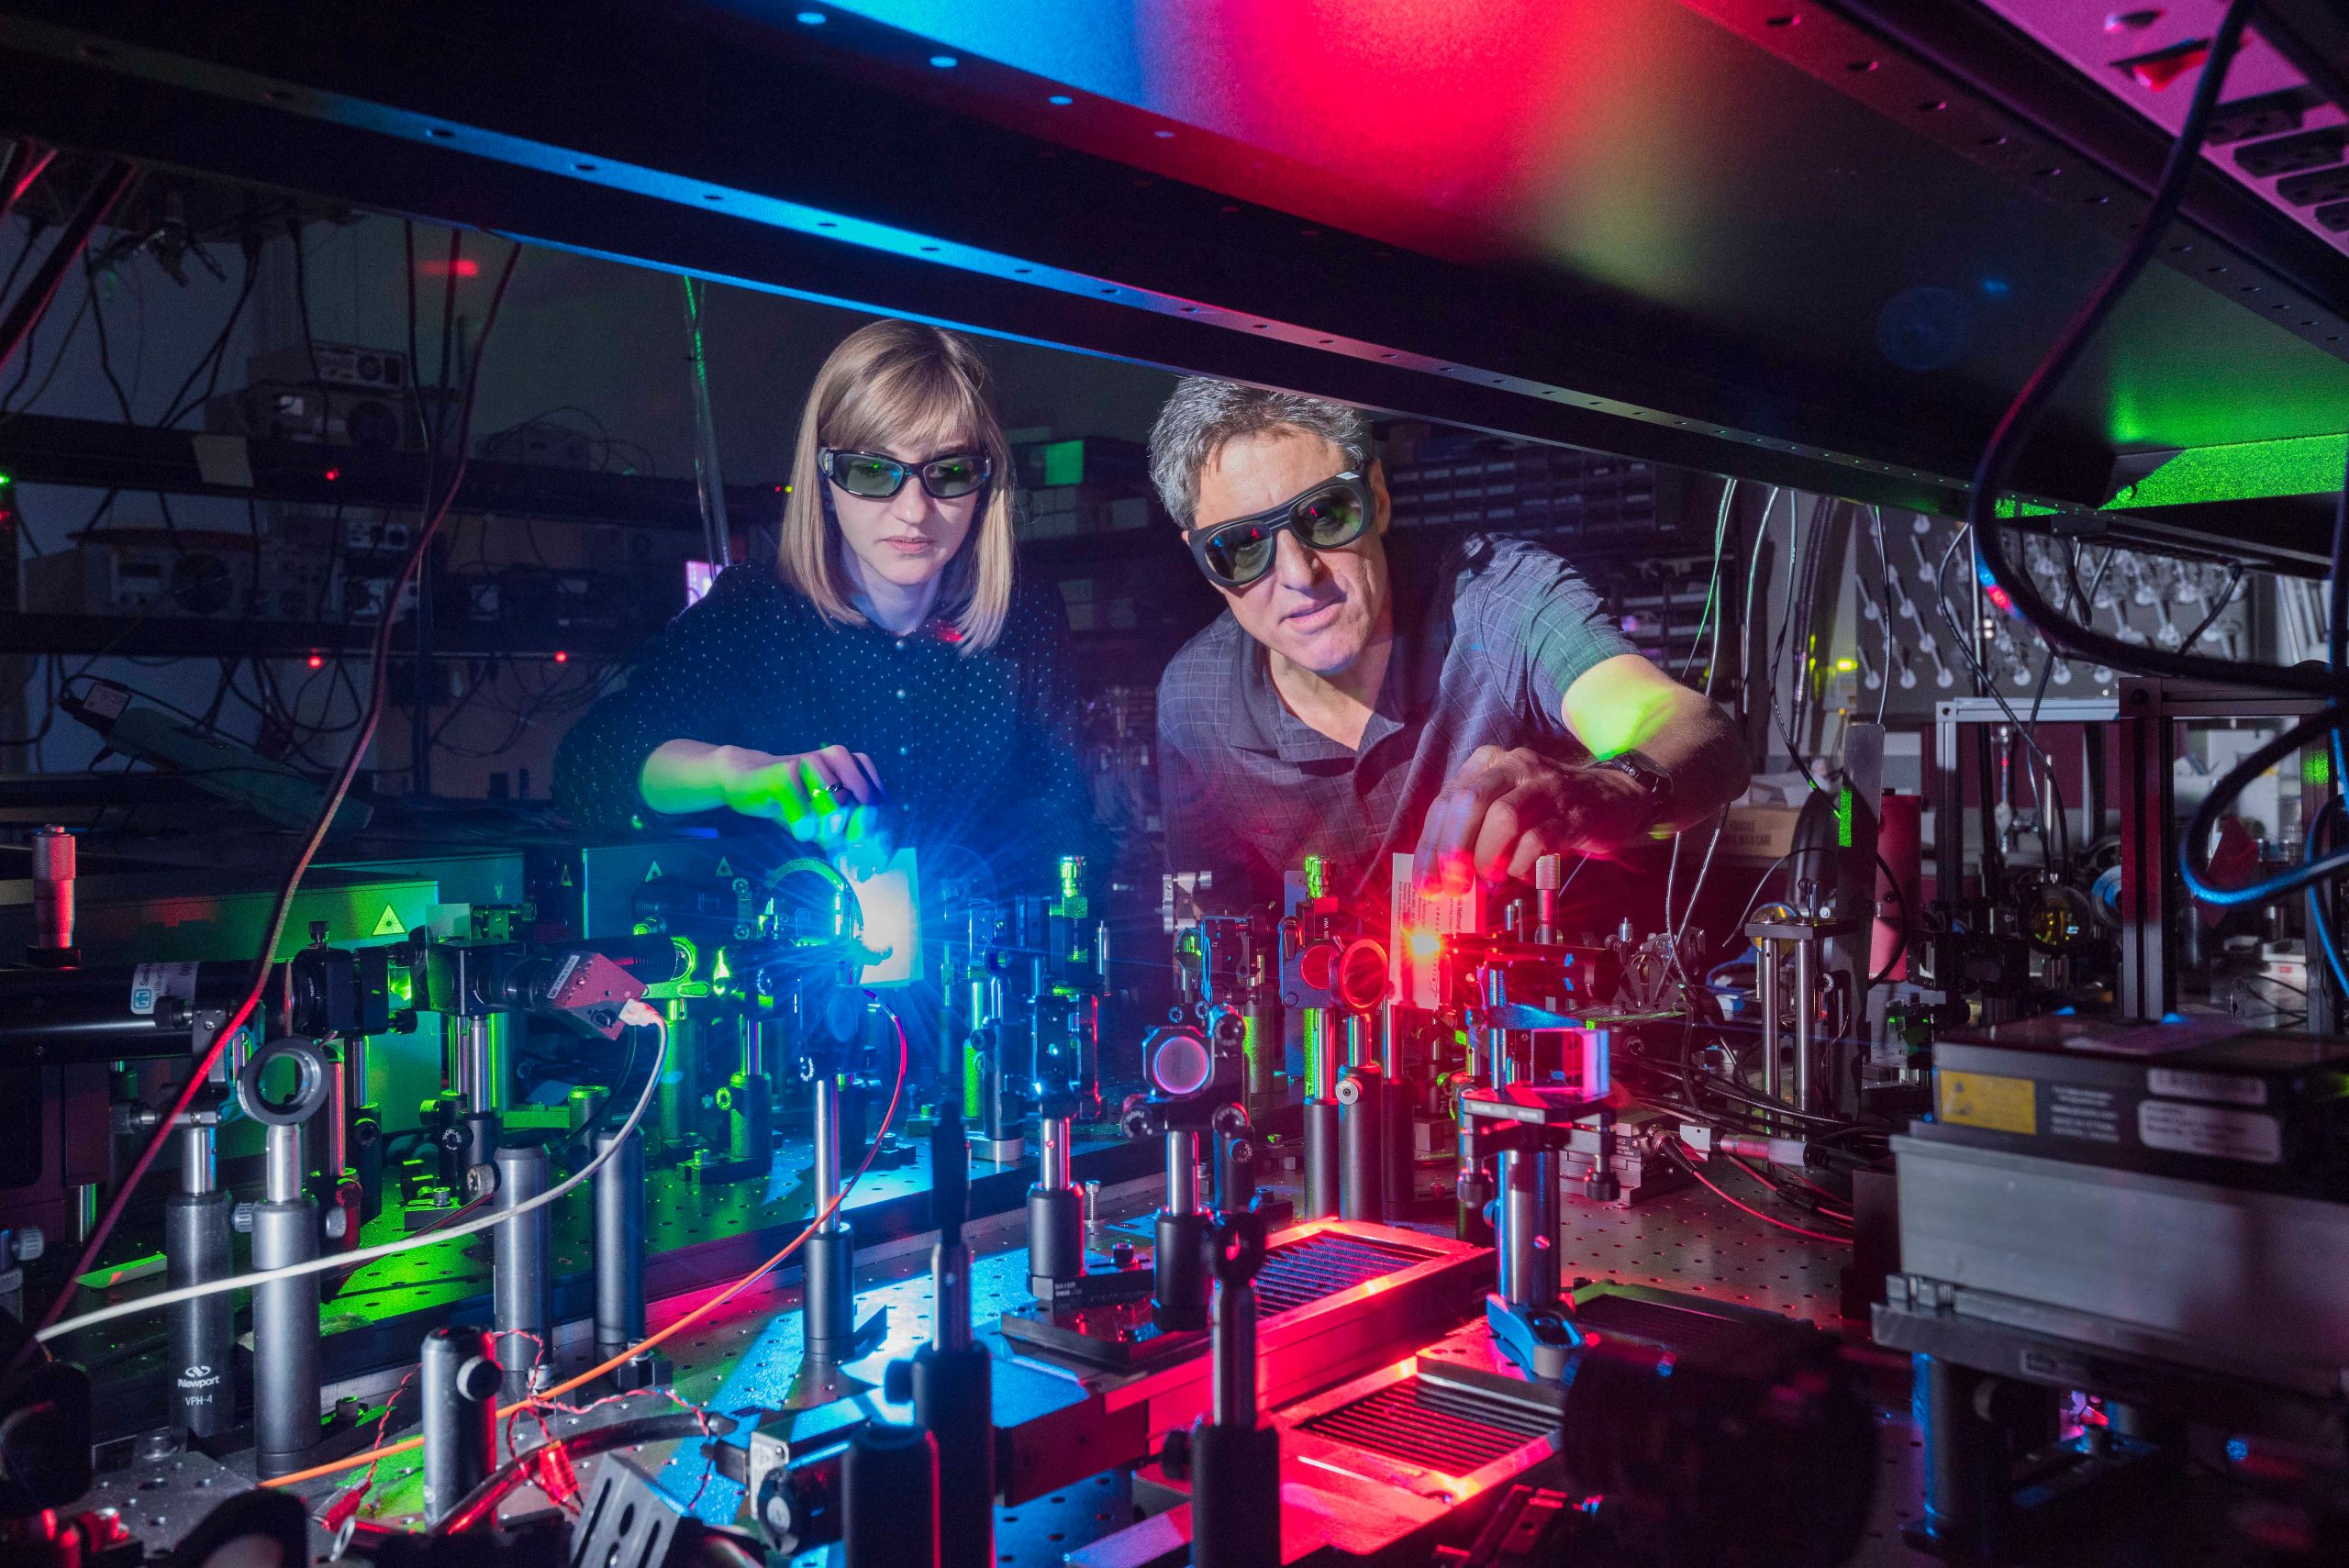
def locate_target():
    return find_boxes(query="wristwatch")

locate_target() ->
[1587,749,1674,834]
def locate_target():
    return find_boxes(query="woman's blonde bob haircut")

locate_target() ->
[776,319,1016,652]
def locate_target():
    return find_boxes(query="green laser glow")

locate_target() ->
[2104,433,2349,509]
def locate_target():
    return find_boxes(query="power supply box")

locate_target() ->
[247,340,410,391]
[22,528,264,618]
[25,523,354,623]
[1917,1015,2349,1197]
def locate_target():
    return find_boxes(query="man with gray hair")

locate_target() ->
[1148,378,1750,908]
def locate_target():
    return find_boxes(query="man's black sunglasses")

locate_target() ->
[818,447,992,501]
[1183,471,1374,590]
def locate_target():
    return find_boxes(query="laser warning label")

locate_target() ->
[1939,1070,2036,1135]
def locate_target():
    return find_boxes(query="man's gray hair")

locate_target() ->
[1148,379,1373,523]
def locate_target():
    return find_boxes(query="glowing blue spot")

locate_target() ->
[930,53,959,68]
[2226,1438,2249,1463]
[1982,277,2010,296]
[1048,94,1073,105]
[796,9,825,21]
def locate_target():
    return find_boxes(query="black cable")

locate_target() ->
[0,213,39,306]
[1868,852,1909,988]
[158,234,259,428]
[2178,562,2245,653]
[430,228,462,454]
[84,256,138,426]
[1969,0,2339,701]
[287,216,323,389]
[0,283,91,416]
[402,220,424,447]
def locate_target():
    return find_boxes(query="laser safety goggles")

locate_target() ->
[1182,471,1373,590]
[818,447,992,501]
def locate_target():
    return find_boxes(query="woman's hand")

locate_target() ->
[641,741,887,847]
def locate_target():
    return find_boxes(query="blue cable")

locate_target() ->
[2178,706,2349,906]
[2309,718,2349,1006]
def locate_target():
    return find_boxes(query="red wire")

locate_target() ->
[1670,1140,1854,1246]
[1722,1151,1854,1224]
[266,995,910,1500]
[8,145,57,205]
[28,241,525,1348]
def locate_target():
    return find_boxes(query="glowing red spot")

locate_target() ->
[2127,40,2208,92]
[417,258,482,277]
[936,624,963,643]
[553,650,569,663]
[323,467,340,482]
[306,653,324,669]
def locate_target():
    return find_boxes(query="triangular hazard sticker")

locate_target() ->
[643,862,663,881]
[714,857,733,877]
[372,905,405,937]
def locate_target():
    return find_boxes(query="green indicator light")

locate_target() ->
[1835,784,1854,849]
[0,472,13,485]
[2306,750,2332,788]
[1302,854,1327,899]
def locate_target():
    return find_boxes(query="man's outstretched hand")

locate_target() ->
[1411,745,1653,893]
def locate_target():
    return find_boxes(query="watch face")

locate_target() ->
[1609,752,1670,799]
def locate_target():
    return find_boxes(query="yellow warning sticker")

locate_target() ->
[372,904,406,938]
[1939,1071,2037,1135]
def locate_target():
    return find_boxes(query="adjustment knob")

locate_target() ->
[455,1354,503,1403]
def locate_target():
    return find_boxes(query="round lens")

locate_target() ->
[1296,484,1365,549]
[836,455,904,497]
[1208,522,1276,585]
[922,455,985,497]
[1147,1029,1214,1097]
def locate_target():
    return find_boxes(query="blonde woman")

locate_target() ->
[556,319,1090,885]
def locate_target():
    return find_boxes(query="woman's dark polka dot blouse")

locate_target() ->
[554,562,1096,886]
